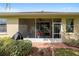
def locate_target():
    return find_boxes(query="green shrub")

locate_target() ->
[0,37,32,56]
[0,39,4,56]
[64,39,79,48]
[74,39,79,47]
[4,40,32,56]
[0,37,13,56]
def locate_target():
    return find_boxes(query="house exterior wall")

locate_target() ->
[7,17,19,37]
[61,17,79,40]
[0,17,19,37]
[0,15,79,42]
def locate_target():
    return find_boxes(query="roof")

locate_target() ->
[0,12,79,16]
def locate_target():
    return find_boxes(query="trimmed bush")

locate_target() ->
[0,37,32,56]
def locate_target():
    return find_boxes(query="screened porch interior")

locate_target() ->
[19,18,61,39]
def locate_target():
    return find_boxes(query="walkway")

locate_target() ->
[32,42,79,50]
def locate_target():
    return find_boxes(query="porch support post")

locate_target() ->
[35,18,37,38]
[52,18,53,39]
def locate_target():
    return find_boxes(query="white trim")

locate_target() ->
[24,38,62,43]
[0,32,7,35]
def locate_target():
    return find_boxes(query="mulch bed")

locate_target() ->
[30,47,53,56]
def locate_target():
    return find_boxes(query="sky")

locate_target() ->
[0,3,79,12]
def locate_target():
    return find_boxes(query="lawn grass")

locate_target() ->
[54,48,79,56]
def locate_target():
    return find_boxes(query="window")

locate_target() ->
[0,19,7,32]
[66,18,74,32]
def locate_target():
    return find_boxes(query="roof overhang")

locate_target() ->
[0,12,79,16]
